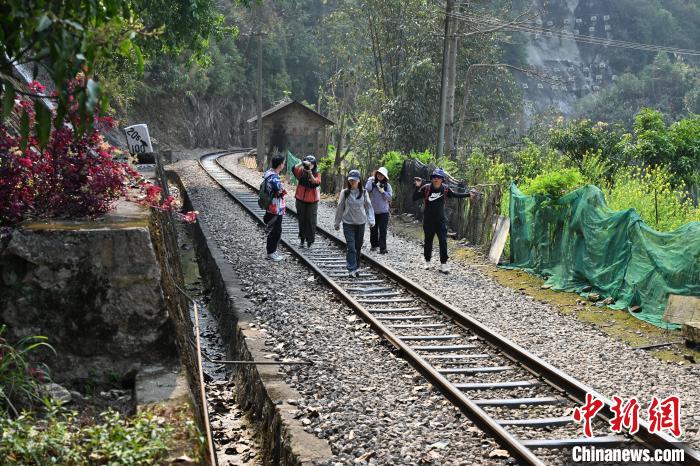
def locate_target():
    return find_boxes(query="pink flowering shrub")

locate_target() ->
[0,81,195,226]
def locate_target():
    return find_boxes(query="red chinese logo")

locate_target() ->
[573,394,683,438]
[648,395,681,438]
[610,396,640,434]
[573,393,604,437]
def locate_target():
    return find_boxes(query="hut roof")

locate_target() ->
[247,99,335,125]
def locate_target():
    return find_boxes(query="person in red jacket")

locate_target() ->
[292,155,322,248]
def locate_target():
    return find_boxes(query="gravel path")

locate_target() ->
[218,153,700,451]
[173,157,513,465]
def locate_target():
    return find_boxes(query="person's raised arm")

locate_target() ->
[310,171,321,186]
[365,177,374,192]
[384,182,393,201]
[412,179,425,201]
[364,191,376,227]
[446,186,474,199]
[292,163,302,180]
[334,191,346,230]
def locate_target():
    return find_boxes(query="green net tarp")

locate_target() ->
[285,151,301,185]
[507,183,700,328]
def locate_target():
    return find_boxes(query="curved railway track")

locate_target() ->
[199,151,698,465]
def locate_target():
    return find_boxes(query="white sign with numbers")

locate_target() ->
[124,124,153,154]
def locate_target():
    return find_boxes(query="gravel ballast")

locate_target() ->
[217,153,700,452]
[173,157,512,465]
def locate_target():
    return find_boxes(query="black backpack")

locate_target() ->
[258,174,274,210]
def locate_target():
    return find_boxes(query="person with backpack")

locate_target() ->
[259,154,287,261]
[413,168,477,273]
[291,155,321,248]
[365,166,392,254]
[334,169,375,277]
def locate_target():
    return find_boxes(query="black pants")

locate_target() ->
[370,212,389,251]
[296,200,318,245]
[263,212,283,254]
[423,220,448,264]
[342,223,365,271]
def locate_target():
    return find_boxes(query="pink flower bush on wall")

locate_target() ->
[0,81,196,226]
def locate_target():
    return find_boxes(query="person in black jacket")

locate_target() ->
[413,168,477,273]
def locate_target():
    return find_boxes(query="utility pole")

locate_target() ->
[445,15,459,159]
[255,4,265,170]
[437,0,455,159]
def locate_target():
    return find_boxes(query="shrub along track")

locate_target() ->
[199,151,698,466]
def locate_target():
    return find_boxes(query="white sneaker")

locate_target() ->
[268,252,283,262]
[439,263,450,274]
[423,259,433,270]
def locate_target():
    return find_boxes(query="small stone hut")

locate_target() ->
[247,99,335,161]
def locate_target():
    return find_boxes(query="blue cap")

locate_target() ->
[347,169,361,181]
[431,168,446,179]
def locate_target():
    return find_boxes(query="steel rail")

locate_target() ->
[173,283,218,466]
[199,151,699,465]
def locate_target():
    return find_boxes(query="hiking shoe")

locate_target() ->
[306,242,313,249]
[370,247,378,252]
[268,252,283,262]
[379,249,388,255]
[299,239,305,248]
[347,270,356,278]
[439,263,450,274]
[423,259,433,270]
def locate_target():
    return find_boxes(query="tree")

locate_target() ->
[0,0,228,144]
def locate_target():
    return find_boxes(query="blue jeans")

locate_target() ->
[343,223,365,271]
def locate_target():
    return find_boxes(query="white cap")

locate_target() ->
[376,166,389,180]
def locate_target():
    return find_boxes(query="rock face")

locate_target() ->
[520,0,617,119]
[0,201,177,383]
[123,92,254,150]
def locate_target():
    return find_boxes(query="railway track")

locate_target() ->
[199,151,698,465]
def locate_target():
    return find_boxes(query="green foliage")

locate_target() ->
[576,53,700,124]
[668,116,700,188]
[0,402,179,465]
[0,0,229,137]
[606,165,700,231]
[380,151,406,182]
[520,168,586,198]
[549,119,625,169]
[0,0,142,142]
[510,139,563,182]
[0,325,53,417]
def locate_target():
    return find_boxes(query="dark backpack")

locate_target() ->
[258,174,274,210]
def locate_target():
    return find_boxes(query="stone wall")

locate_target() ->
[0,201,178,383]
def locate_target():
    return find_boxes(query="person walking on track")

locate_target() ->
[292,155,321,248]
[413,168,476,273]
[261,154,287,262]
[335,169,375,278]
[365,166,392,254]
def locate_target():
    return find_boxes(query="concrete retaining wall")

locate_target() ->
[0,200,178,383]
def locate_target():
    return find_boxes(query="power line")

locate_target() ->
[442,9,700,56]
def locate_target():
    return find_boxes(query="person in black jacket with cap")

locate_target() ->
[413,168,477,274]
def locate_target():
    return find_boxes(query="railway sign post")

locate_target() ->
[124,123,169,200]
[124,124,154,163]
